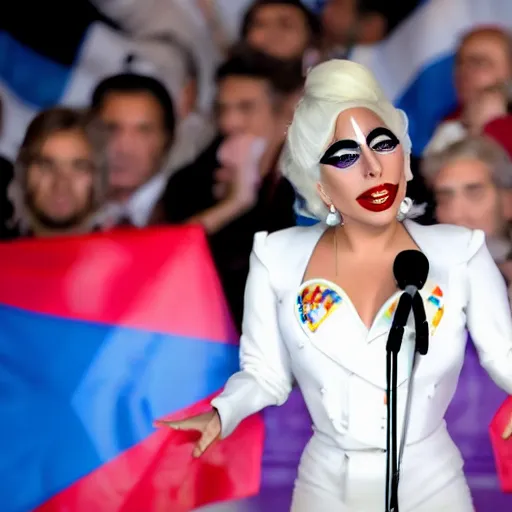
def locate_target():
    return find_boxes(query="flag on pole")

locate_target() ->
[0,226,264,512]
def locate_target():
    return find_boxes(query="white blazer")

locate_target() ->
[211,220,512,450]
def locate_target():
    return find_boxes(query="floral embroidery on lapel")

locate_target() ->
[426,285,444,335]
[297,282,343,332]
[380,283,444,335]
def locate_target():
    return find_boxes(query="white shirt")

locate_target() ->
[211,220,512,451]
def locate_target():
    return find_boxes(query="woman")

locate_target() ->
[156,60,512,511]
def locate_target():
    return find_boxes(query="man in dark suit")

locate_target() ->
[160,46,304,329]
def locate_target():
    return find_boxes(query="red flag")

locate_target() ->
[490,397,512,493]
[0,226,264,511]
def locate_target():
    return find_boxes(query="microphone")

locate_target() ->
[388,250,429,355]
[385,250,429,512]
[393,250,429,294]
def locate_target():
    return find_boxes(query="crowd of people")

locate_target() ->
[1,0,512,330]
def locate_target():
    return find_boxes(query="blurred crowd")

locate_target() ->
[1,0,512,329]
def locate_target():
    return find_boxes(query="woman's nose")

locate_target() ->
[360,146,382,178]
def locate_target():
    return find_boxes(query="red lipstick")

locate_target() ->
[356,183,399,212]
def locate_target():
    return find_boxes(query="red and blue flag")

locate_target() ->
[0,226,264,511]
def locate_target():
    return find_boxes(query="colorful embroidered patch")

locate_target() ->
[297,284,343,332]
[426,286,444,334]
[384,299,398,320]
[380,283,444,335]
[432,307,444,329]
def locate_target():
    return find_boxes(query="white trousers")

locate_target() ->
[291,425,475,512]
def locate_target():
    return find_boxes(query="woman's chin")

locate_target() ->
[351,208,400,228]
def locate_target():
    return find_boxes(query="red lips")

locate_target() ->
[356,183,399,212]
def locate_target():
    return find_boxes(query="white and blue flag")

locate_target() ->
[0,0,208,162]
[0,3,147,161]
[350,0,512,155]
[1,0,511,165]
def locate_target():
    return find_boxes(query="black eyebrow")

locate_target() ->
[320,139,359,162]
[366,127,399,146]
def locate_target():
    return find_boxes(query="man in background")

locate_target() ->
[8,108,108,238]
[422,135,512,282]
[160,46,303,328]
[91,73,175,228]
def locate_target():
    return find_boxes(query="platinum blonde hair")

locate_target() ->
[280,59,413,221]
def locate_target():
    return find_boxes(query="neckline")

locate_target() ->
[299,277,401,333]
[300,219,426,283]
[298,220,426,333]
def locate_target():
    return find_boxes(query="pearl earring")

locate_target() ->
[326,204,343,226]
[397,197,413,221]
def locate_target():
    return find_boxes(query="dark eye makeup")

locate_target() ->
[319,127,400,170]
[366,127,400,152]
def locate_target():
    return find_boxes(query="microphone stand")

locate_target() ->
[385,289,429,512]
[385,292,411,512]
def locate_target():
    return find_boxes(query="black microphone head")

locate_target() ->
[393,250,429,290]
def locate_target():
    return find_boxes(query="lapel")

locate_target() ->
[295,279,413,389]
[290,220,449,390]
[368,280,445,341]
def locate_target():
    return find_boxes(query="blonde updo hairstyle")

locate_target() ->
[280,59,413,221]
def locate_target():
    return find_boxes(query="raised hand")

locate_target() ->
[154,409,222,457]
[216,134,267,210]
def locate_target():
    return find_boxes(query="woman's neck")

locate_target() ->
[334,219,405,255]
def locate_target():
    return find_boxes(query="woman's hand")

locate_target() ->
[154,409,222,457]
[502,413,512,439]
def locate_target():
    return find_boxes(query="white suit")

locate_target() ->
[211,220,512,511]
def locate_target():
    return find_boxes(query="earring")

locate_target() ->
[397,197,413,221]
[326,204,343,226]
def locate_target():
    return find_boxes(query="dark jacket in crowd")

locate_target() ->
[159,137,296,330]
